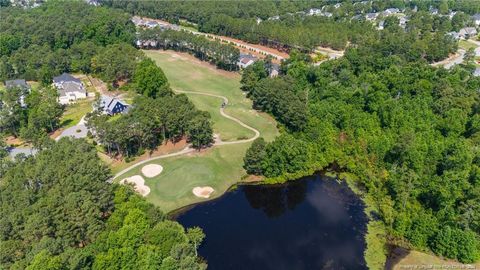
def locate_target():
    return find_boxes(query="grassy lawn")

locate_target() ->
[459,39,478,50]
[117,143,250,212]
[115,50,279,212]
[59,99,93,128]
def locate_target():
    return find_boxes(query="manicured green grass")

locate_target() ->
[143,50,278,142]
[60,99,93,128]
[118,143,250,212]
[116,50,279,212]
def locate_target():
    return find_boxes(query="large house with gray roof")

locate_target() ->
[53,73,87,105]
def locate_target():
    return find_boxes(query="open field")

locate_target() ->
[115,50,279,212]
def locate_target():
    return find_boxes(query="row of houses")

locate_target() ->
[131,16,180,31]
[3,74,128,115]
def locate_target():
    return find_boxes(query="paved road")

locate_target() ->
[111,90,261,181]
[431,49,466,69]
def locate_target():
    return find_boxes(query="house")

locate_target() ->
[320,12,333,18]
[5,79,30,90]
[96,95,129,115]
[472,14,480,26]
[237,54,257,69]
[399,16,409,28]
[308,8,322,16]
[429,7,439,15]
[458,27,477,39]
[269,64,280,78]
[382,8,400,16]
[136,39,158,48]
[53,73,87,105]
[145,21,159,29]
[447,31,460,40]
[4,79,30,108]
[365,13,378,21]
[377,20,385,30]
[474,67,480,77]
[351,14,363,21]
[85,0,100,6]
[448,11,457,19]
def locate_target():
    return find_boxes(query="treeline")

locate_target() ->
[102,0,326,21]
[0,86,62,148]
[240,57,307,131]
[200,14,372,51]
[242,25,480,265]
[0,1,136,85]
[87,59,213,158]
[138,29,240,71]
[0,139,206,269]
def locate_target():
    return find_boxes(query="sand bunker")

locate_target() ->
[141,164,163,178]
[192,186,214,198]
[120,175,150,197]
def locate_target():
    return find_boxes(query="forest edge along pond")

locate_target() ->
[174,174,368,270]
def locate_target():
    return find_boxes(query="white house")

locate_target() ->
[269,64,280,78]
[308,8,322,16]
[365,13,378,21]
[472,14,480,26]
[53,73,87,105]
[237,54,258,69]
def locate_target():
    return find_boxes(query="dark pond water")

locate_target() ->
[175,174,368,270]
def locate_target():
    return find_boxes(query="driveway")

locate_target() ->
[8,147,37,159]
[56,116,88,141]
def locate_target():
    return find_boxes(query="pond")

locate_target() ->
[175,174,368,270]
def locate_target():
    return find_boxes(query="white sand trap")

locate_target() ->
[120,175,151,197]
[192,186,214,198]
[141,164,163,178]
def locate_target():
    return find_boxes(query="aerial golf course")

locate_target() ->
[115,50,279,212]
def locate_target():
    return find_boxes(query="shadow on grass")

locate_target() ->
[59,119,73,128]
[385,245,411,270]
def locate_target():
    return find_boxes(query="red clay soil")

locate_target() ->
[4,136,25,146]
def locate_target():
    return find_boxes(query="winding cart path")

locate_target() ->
[111,90,260,181]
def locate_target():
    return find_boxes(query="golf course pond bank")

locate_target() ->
[173,174,368,270]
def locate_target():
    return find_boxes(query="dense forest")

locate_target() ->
[0,139,206,269]
[138,29,240,71]
[0,1,136,85]
[243,17,480,267]
[102,0,326,21]
[0,85,63,149]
